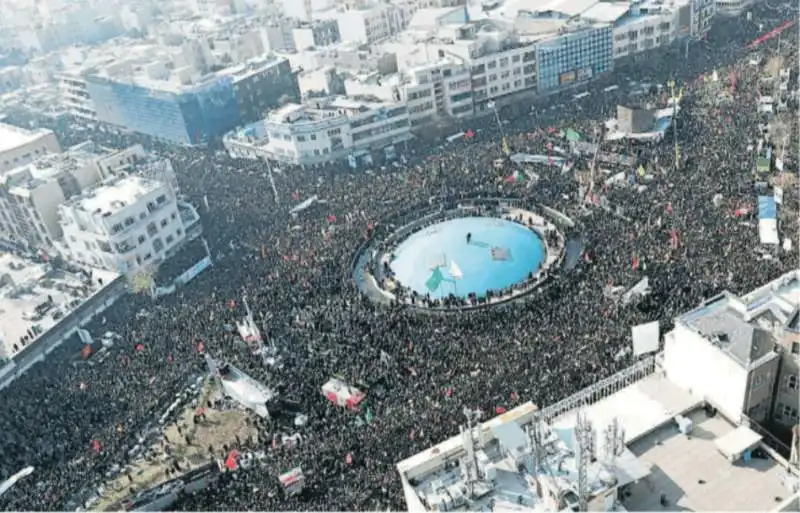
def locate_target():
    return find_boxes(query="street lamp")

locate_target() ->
[487,100,510,156]
[667,79,680,170]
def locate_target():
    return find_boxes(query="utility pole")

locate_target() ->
[488,100,509,156]
[667,79,680,171]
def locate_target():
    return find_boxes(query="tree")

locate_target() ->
[128,265,156,295]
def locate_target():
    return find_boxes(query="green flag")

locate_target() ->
[565,128,582,142]
[425,268,444,292]
[364,405,375,424]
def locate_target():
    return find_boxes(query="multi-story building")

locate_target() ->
[220,56,302,127]
[224,95,412,167]
[58,73,96,121]
[58,175,192,273]
[282,0,336,22]
[0,141,145,250]
[0,123,61,174]
[292,19,341,50]
[534,22,613,94]
[665,270,800,429]
[82,52,299,145]
[336,0,413,45]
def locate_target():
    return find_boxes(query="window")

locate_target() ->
[310,134,317,141]
[752,374,766,388]
[792,342,799,354]
[296,135,306,142]
[498,57,508,67]
[166,235,174,245]
[143,253,152,261]
[147,222,158,236]
[138,235,146,244]
[779,403,798,420]
[176,229,182,236]
[511,55,520,63]
[487,60,497,69]
[171,212,177,220]
[160,218,168,228]
[489,74,497,82]
[124,217,134,226]
[788,375,798,390]
[314,149,320,155]
[156,195,167,205]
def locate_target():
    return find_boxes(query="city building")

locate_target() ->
[0,141,145,250]
[282,0,336,22]
[336,0,413,45]
[397,270,800,513]
[81,51,297,145]
[292,19,341,50]
[58,175,195,273]
[219,56,302,127]
[224,95,412,167]
[0,123,61,174]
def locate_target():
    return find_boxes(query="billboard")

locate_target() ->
[560,71,577,86]
[577,67,593,81]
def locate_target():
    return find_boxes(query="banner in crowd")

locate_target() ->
[757,196,779,245]
[175,256,213,286]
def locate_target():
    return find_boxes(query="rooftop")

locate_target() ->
[0,253,118,359]
[397,357,800,512]
[679,270,800,368]
[0,123,54,155]
[623,409,794,511]
[66,176,163,216]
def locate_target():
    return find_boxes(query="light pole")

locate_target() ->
[667,79,680,171]
[487,100,509,156]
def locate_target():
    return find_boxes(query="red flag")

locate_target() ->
[670,229,680,249]
[547,126,556,134]
[632,255,640,270]
[283,254,290,262]
[327,214,337,223]
[196,407,205,416]
[225,449,240,471]
[666,202,673,214]
[510,391,519,402]
[495,406,506,415]
[197,341,205,353]
[228,299,236,310]
[135,343,145,352]
[464,129,475,139]
[167,355,174,364]
[91,439,103,453]
[345,453,353,465]
[291,191,300,201]
[81,345,93,360]
[546,142,553,150]
[445,388,453,397]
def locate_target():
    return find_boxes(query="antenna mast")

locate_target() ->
[575,411,595,512]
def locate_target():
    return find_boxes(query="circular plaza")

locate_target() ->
[354,198,568,310]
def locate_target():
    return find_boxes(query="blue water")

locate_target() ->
[390,217,546,299]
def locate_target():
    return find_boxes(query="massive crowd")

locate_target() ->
[0,5,798,511]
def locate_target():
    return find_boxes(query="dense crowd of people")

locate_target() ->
[0,4,797,511]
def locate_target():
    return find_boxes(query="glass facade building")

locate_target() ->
[536,25,613,93]
[86,76,239,145]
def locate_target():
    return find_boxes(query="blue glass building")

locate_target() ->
[86,75,239,145]
[536,24,613,93]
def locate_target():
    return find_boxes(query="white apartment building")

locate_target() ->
[399,21,538,111]
[336,0,413,44]
[59,176,187,273]
[344,58,474,127]
[0,141,146,250]
[0,123,61,174]
[665,270,800,427]
[224,96,412,167]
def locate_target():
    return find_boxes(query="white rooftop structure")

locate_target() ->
[398,351,800,512]
[67,176,162,217]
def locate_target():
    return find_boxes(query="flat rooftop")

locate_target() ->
[0,253,118,358]
[68,176,163,215]
[0,123,51,155]
[623,408,794,511]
